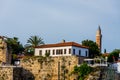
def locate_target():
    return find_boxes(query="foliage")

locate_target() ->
[27,35,44,47]
[82,39,100,58]
[25,35,44,55]
[5,37,24,54]
[38,52,53,68]
[5,37,24,64]
[45,52,50,57]
[37,53,53,79]
[12,54,18,60]
[108,49,120,62]
[104,49,107,53]
[24,44,34,55]
[72,63,93,80]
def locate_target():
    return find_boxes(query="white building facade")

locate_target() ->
[35,42,89,57]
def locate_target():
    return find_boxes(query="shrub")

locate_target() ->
[72,63,93,80]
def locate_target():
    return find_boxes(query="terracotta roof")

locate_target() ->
[35,42,89,49]
[0,36,3,39]
[102,53,109,57]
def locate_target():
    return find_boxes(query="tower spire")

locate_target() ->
[96,25,102,53]
[98,25,101,31]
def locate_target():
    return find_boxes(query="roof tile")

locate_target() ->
[35,42,88,48]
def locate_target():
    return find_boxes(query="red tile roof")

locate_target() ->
[102,53,109,57]
[35,42,89,49]
[0,36,3,39]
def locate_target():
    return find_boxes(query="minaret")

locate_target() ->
[96,26,102,53]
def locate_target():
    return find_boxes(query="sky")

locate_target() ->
[0,0,120,53]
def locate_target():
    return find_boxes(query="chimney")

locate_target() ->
[62,39,65,43]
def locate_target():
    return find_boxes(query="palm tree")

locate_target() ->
[27,35,44,47]
[25,36,44,55]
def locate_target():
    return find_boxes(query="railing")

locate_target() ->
[0,64,21,67]
[87,63,108,67]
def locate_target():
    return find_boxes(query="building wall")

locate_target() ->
[35,46,89,57]
[72,46,89,57]
[35,46,72,56]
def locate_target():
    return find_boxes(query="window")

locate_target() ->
[39,50,42,56]
[56,49,58,55]
[55,49,64,55]
[48,50,50,54]
[69,49,71,54]
[79,50,81,56]
[58,50,60,54]
[45,50,47,54]
[86,51,88,57]
[53,50,55,55]
[45,50,50,54]
[59,50,61,54]
[64,49,66,54]
[73,49,75,55]
[61,49,63,54]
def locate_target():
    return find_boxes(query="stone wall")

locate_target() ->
[0,56,86,80]
[0,39,7,63]
[0,66,22,80]
[0,66,13,80]
[0,37,11,64]
[20,56,86,80]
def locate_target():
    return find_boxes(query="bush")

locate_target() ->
[73,63,93,80]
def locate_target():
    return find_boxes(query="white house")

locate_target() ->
[35,41,89,57]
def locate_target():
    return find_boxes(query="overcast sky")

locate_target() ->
[0,0,120,53]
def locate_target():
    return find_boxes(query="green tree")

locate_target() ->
[108,49,120,62]
[72,63,93,80]
[24,44,34,55]
[82,39,100,58]
[6,37,24,54]
[5,37,24,64]
[25,35,44,55]
[27,35,44,47]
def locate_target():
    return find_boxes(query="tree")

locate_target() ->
[27,35,44,47]
[82,39,100,58]
[108,49,120,62]
[6,37,24,54]
[5,37,24,64]
[72,63,93,80]
[25,35,44,55]
[104,49,107,53]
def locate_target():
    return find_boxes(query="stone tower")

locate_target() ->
[96,26,102,53]
[0,36,8,63]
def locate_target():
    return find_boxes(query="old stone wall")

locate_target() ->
[0,39,7,63]
[0,66,22,80]
[0,56,86,80]
[0,66,13,80]
[20,56,85,80]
